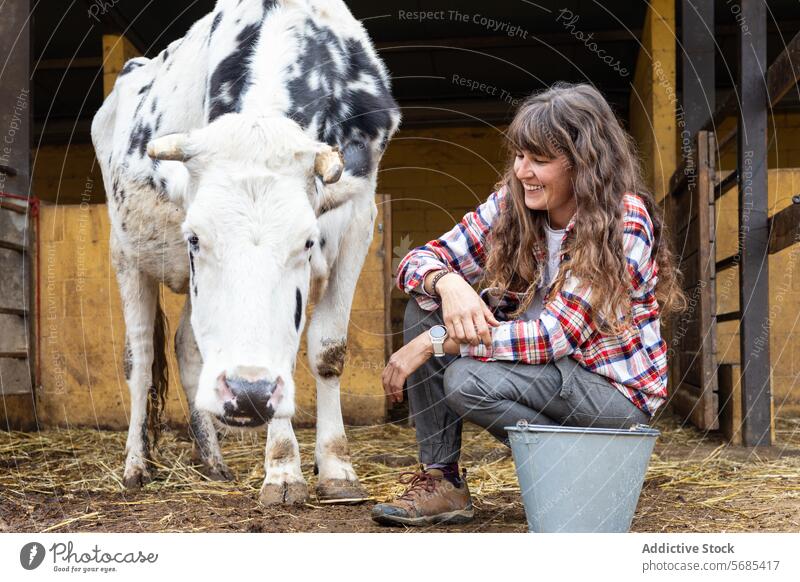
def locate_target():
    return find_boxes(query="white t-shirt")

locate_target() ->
[520,223,566,321]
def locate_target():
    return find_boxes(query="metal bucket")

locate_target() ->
[506,423,659,533]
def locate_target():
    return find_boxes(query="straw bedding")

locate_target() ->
[1,412,798,532]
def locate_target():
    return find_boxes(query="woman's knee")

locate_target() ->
[443,359,486,414]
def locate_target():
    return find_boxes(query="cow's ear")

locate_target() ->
[147,133,194,161]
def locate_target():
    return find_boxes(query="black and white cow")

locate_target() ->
[91,0,400,505]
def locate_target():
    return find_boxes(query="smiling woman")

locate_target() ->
[376,82,687,527]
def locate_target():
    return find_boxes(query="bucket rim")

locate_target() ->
[505,423,660,437]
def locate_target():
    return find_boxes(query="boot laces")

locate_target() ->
[396,468,441,500]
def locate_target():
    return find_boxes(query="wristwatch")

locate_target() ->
[428,325,448,357]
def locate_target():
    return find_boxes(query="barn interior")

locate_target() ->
[2,0,800,532]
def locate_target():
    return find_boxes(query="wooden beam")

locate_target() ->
[717,310,741,323]
[714,169,738,200]
[670,27,800,191]
[766,29,800,105]
[681,0,715,137]
[737,0,771,447]
[767,200,800,255]
[715,254,738,272]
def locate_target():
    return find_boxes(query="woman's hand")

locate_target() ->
[382,332,435,404]
[437,273,500,346]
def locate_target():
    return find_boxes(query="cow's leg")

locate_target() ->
[117,262,159,489]
[307,187,375,503]
[176,298,232,481]
[259,417,308,505]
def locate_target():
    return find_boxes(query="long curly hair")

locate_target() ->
[483,83,686,334]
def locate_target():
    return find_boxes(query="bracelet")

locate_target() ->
[430,270,450,296]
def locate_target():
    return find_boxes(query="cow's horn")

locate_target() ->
[146,133,192,161]
[314,146,344,184]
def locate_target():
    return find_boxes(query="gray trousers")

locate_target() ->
[403,299,650,464]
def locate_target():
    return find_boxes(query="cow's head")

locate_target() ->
[147,114,349,428]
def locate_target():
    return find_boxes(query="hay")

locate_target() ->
[1,412,799,532]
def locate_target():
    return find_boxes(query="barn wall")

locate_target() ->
[378,125,508,351]
[34,201,387,429]
[32,144,104,205]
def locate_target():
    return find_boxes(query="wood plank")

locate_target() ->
[767,201,800,255]
[766,30,800,105]
[0,314,27,353]
[0,206,29,249]
[718,363,743,445]
[670,385,720,430]
[717,311,740,323]
[738,0,772,447]
[678,351,706,388]
[714,169,738,200]
[681,0,715,137]
[0,248,27,312]
[697,131,718,429]
[0,357,31,395]
[716,254,738,272]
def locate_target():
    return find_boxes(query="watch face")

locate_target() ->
[429,325,447,340]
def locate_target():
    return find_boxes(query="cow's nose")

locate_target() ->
[219,367,283,426]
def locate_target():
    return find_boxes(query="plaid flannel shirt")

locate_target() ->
[395,189,667,416]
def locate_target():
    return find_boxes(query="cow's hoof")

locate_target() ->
[259,481,308,506]
[316,479,371,505]
[122,468,152,489]
[203,464,234,482]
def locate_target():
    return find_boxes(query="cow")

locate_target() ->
[91,0,400,505]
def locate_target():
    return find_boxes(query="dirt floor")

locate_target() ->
[2,412,800,533]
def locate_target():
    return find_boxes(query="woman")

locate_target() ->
[373,83,685,527]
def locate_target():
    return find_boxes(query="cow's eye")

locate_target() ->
[188,234,200,251]
[305,239,314,250]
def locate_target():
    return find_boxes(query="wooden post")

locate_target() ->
[737,0,771,447]
[0,0,37,430]
[681,0,715,137]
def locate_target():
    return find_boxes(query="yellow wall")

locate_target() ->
[629,0,677,201]
[35,201,387,429]
[32,144,105,205]
[378,125,509,350]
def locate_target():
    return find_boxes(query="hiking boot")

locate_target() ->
[371,467,474,526]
